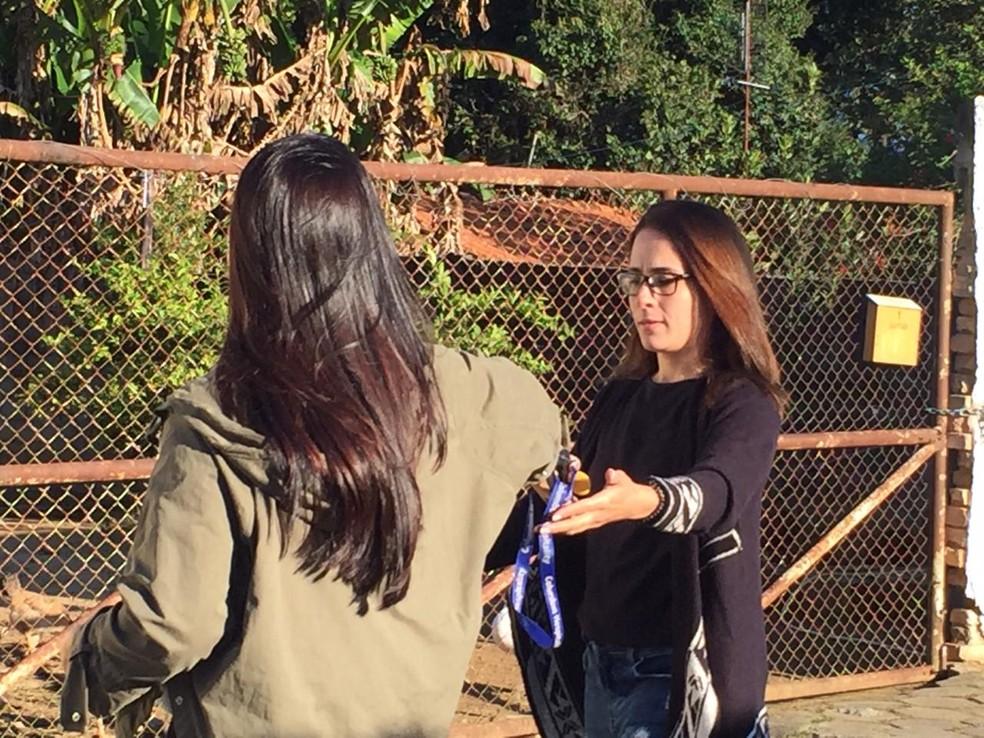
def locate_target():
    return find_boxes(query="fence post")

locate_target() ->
[140,169,154,268]
[932,197,954,668]
[953,94,984,663]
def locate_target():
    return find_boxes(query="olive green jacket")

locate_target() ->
[61,347,562,738]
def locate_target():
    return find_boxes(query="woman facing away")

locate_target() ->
[511,200,784,738]
[60,133,564,738]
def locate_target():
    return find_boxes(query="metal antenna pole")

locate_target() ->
[743,0,752,152]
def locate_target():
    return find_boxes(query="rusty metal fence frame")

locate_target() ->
[0,140,954,736]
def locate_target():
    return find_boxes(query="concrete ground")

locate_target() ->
[770,665,984,737]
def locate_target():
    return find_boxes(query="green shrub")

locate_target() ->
[24,176,571,451]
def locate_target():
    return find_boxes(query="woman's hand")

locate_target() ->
[540,468,661,535]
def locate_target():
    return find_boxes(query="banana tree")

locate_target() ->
[202,0,544,158]
[33,0,159,145]
[4,0,543,156]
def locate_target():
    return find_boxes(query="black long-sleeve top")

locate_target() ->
[515,374,781,738]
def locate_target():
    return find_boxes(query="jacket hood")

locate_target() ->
[161,376,341,528]
[162,375,271,489]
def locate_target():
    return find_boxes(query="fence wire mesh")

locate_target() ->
[0,155,945,735]
[762,446,932,679]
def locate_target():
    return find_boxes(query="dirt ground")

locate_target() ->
[1,616,528,736]
[1,594,115,738]
[455,640,530,722]
[1,517,527,736]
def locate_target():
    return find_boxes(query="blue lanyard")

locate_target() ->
[510,470,574,649]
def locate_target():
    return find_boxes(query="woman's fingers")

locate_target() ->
[541,492,616,535]
[540,512,604,536]
[550,493,606,521]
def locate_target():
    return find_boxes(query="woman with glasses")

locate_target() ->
[60,133,564,738]
[515,200,784,738]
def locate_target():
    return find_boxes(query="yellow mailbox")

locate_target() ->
[862,294,923,367]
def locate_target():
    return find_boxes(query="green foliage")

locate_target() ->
[737,198,938,308]
[217,26,250,83]
[26,0,163,134]
[105,60,161,127]
[417,247,574,375]
[805,0,984,188]
[442,0,862,181]
[439,0,981,188]
[4,0,979,187]
[0,0,543,153]
[24,176,228,430]
[25,178,569,449]
[128,0,183,74]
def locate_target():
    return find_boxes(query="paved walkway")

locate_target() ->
[770,665,984,737]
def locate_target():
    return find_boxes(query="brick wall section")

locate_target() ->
[946,100,984,662]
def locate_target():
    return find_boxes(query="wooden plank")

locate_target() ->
[762,441,940,609]
[767,667,935,702]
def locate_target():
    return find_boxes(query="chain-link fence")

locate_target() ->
[0,142,953,736]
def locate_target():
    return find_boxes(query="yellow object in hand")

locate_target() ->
[572,470,592,497]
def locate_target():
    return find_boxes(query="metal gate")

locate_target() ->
[0,140,953,736]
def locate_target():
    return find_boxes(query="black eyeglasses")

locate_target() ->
[616,269,692,297]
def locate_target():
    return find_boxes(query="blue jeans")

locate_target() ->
[582,641,673,738]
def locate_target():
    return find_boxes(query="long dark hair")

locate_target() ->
[215,133,447,614]
[615,199,786,414]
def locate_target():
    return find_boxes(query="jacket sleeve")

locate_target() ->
[61,413,234,724]
[646,382,780,536]
[476,354,565,491]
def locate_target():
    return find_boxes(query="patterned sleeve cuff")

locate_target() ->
[644,475,704,533]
